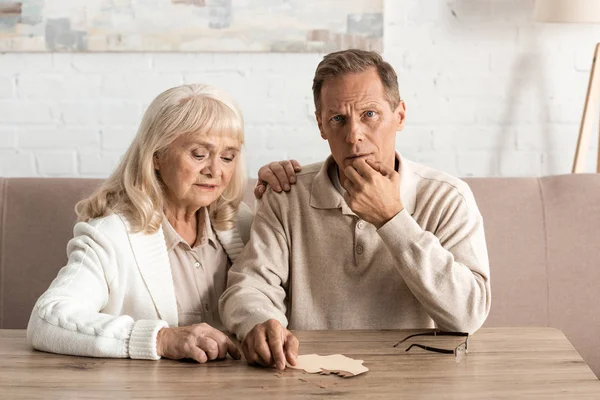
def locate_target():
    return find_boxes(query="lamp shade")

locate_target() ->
[535,0,600,23]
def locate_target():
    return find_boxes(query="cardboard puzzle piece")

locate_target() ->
[288,354,368,378]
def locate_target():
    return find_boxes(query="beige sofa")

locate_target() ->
[1,175,599,377]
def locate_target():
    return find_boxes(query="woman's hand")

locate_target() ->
[156,323,241,363]
[255,160,302,199]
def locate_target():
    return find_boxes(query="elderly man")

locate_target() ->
[219,49,491,370]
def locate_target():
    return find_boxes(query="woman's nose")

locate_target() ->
[201,157,222,178]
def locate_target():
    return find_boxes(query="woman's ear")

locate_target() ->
[153,152,160,171]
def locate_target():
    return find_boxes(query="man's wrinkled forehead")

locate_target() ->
[319,70,388,111]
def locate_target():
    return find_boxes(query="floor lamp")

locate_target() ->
[535,0,600,173]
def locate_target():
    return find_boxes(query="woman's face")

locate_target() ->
[155,132,240,210]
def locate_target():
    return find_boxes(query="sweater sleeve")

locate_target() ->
[26,220,168,360]
[219,193,290,341]
[377,187,491,334]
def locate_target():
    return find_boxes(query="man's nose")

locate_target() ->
[345,118,364,144]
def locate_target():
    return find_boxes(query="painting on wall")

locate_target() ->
[0,0,383,52]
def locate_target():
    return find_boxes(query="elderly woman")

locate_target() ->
[27,84,298,363]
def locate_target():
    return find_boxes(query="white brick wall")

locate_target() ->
[1,0,600,178]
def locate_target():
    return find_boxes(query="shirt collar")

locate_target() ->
[310,152,417,216]
[161,207,218,252]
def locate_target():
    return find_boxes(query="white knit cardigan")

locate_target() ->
[26,203,253,361]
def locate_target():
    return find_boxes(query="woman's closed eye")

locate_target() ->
[192,152,208,160]
[221,153,236,163]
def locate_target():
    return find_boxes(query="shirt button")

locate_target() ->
[357,221,365,229]
[356,245,364,254]
[194,261,200,268]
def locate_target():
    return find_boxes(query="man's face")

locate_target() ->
[315,67,406,186]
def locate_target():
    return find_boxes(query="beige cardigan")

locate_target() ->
[220,155,491,340]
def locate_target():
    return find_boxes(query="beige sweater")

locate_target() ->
[220,155,491,340]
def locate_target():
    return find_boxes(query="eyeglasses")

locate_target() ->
[393,331,469,363]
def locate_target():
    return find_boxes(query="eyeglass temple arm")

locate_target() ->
[436,332,469,337]
[393,331,469,347]
[405,344,455,355]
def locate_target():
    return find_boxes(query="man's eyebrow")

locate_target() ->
[324,102,383,114]
[224,146,240,152]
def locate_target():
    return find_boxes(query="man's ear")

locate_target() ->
[315,111,326,140]
[395,100,406,131]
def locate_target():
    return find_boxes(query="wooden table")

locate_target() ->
[1,327,598,399]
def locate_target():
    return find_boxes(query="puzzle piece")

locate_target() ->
[288,354,368,377]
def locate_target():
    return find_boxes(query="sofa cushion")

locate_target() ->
[542,174,600,376]
[466,178,548,327]
[0,178,101,329]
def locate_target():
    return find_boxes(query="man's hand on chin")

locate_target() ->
[241,319,299,370]
[342,158,404,229]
